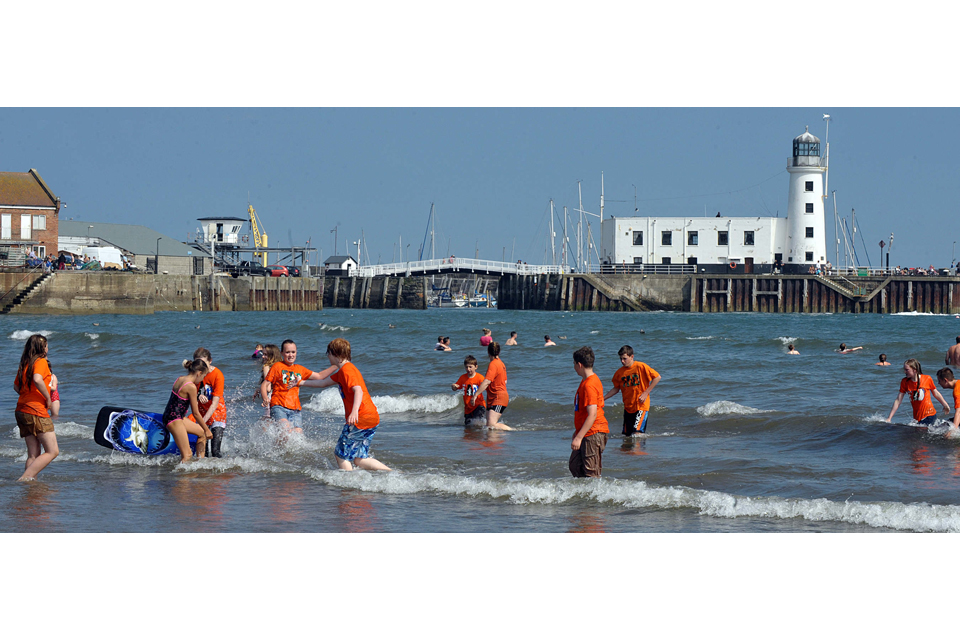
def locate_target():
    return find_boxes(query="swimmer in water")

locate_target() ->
[544,335,557,347]
[787,344,799,355]
[876,353,891,366]
[505,331,518,346]
[838,343,863,354]
[885,358,950,426]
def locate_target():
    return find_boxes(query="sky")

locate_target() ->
[1,107,957,268]
[3,4,958,270]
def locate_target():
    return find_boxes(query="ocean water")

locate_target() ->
[3,308,960,533]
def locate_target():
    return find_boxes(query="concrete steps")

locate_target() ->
[0,272,54,314]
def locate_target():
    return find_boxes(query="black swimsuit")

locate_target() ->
[161,383,191,426]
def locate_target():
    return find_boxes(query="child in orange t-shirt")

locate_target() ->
[603,344,661,436]
[886,358,950,426]
[570,346,609,478]
[936,368,960,436]
[190,347,228,457]
[260,339,328,434]
[452,354,486,426]
[13,334,59,481]
[473,342,513,430]
[300,338,391,471]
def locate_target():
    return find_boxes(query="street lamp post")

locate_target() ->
[156,237,161,274]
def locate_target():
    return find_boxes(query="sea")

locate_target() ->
[3,307,960,534]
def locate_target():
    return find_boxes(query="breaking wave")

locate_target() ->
[301,470,960,533]
[303,388,460,414]
[696,401,770,416]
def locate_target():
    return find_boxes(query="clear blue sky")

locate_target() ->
[2,5,957,268]
[1,108,957,268]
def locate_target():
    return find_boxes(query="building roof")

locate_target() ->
[59,220,196,257]
[0,169,59,208]
[324,255,357,265]
[197,216,247,222]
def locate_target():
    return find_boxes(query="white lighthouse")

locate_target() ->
[600,124,830,274]
[784,126,827,273]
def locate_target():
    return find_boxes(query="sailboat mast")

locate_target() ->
[549,199,556,266]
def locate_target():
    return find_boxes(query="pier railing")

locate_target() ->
[354,258,566,278]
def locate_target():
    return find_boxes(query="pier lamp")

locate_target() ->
[156,237,162,274]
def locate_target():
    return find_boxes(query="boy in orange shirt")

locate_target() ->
[452,355,486,426]
[301,338,391,471]
[604,345,661,436]
[936,368,960,435]
[570,346,609,478]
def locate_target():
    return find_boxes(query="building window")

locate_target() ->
[805,181,814,192]
[32,215,46,231]
[632,231,643,246]
[661,257,671,264]
[633,257,643,264]
[20,214,31,240]
[718,230,728,246]
[34,245,45,259]
[687,256,698,265]
[744,231,755,246]
[1,214,10,240]
[687,231,698,246]
[661,231,672,246]
[805,227,814,238]
[805,251,814,262]
[805,203,814,214]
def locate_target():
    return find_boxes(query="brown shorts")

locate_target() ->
[15,411,55,438]
[569,432,608,478]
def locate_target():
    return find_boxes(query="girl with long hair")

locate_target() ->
[14,334,58,480]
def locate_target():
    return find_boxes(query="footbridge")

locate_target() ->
[353,257,565,278]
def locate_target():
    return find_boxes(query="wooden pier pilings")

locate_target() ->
[496,273,960,314]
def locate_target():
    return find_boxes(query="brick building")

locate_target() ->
[0,169,60,261]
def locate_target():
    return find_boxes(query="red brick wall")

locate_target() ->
[2,206,59,258]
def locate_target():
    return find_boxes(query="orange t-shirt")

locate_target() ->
[456,372,486,413]
[612,361,660,412]
[189,367,226,425]
[331,362,380,429]
[574,373,609,438]
[15,357,52,418]
[953,383,960,410]
[265,362,313,411]
[899,374,937,421]
[484,358,508,407]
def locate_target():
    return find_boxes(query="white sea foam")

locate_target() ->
[303,388,460,414]
[318,323,350,331]
[85,333,99,340]
[52,421,92,439]
[892,311,954,317]
[590,330,600,334]
[696,401,770,416]
[777,336,798,345]
[300,470,960,532]
[8,329,53,340]
[686,336,714,340]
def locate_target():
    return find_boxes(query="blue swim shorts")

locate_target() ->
[270,405,303,428]
[335,424,377,461]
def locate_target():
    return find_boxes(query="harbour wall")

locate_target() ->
[497,273,960,314]
[3,272,427,314]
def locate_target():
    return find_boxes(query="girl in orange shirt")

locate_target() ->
[886,358,950,426]
[473,342,513,430]
[13,334,58,481]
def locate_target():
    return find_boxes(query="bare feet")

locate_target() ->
[17,475,36,482]
[489,423,514,431]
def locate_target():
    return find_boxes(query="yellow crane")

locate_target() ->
[248,204,269,266]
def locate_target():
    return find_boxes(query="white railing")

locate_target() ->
[590,263,696,275]
[353,257,567,278]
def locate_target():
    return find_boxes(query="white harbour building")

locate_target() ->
[600,127,828,274]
